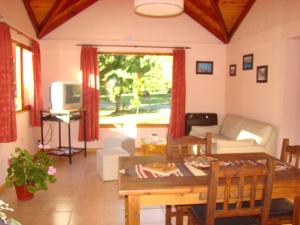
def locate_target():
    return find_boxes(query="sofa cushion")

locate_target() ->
[189,125,220,137]
[220,115,244,140]
[236,119,273,146]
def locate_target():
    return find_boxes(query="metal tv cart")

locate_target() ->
[40,109,87,164]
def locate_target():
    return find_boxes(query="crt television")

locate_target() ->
[49,82,82,113]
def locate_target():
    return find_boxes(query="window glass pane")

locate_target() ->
[22,48,34,106]
[99,54,172,124]
[15,46,22,111]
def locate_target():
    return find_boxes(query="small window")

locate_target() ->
[98,53,173,125]
[14,43,34,111]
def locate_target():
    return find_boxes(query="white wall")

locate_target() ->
[226,0,300,156]
[0,0,39,184]
[40,0,227,148]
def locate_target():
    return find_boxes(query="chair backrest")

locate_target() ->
[205,159,275,225]
[280,138,300,168]
[167,132,212,156]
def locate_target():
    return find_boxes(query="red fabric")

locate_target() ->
[79,47,99,141]
[0,22,17,142]
[30,40,43,126]
[169,49,186,138]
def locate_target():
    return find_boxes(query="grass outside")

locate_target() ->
[100,93,171,124]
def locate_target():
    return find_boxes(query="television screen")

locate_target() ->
[65,84,81,104]
[50,82,82,112]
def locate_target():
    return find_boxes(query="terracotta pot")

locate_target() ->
[14,184,34,201]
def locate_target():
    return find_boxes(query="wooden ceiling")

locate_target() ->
[23,0,255,43]
[184,0,255,43]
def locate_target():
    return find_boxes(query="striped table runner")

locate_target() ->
[121,163,208,179]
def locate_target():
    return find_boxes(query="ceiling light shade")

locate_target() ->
[134,0,184,17]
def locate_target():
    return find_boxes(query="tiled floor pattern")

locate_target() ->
[0,152,180,225]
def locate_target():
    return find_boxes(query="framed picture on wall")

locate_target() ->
[229,64,236,76]
[243,54,253,70]
[256,65,268,83]
[196,61,213,74]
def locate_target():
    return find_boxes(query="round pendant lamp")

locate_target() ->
[134,0,184,17]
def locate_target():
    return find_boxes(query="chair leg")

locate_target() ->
[166,205,172,225]
[176,206,184,225]
[188,209,197,225]
[175,205,191,225]
[293,196,300,225]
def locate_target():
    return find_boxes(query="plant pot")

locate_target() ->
[14,184,34,201]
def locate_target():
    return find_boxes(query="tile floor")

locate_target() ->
[0,152,173,225]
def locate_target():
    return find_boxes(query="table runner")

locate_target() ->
[120,159,291,179]
[120,162,208,178]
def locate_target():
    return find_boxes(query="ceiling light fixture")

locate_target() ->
[134,0,184,17]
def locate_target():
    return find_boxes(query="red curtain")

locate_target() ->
[79,46,99,141]
[0,22,17,142]
[169,48,186,138]
[30,40,43,127]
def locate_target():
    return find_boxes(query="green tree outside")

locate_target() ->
[98,53,172,124]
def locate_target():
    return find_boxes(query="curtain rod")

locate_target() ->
[0,16,35,42]
[9,26,35,42]
[76,44,191,49]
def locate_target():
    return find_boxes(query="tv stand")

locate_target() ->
[40,109,87,164]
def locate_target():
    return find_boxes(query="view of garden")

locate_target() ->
[98,53,173,124]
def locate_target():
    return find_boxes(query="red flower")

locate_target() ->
[8,159,11,166]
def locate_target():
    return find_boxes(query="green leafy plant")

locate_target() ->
[5,148,56,193]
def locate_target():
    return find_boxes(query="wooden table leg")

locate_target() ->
[293,196,300,225]
[125,196,128,225]
[126,195,140,225]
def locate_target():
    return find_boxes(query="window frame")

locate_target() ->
[98,51,173,127]
[13,40,32,112]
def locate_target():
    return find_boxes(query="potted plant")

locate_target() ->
[5,148,56,201]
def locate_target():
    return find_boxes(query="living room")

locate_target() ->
[0,0,300,224]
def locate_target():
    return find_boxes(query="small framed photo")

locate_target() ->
[196,61,213,74]
[256,65,268,83]
[229,64,236,76]
[243,54,253,70]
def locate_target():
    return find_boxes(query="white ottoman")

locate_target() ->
[103,136,135,155]
[97,147,130,181]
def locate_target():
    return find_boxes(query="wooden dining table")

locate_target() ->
[118,152,300,225]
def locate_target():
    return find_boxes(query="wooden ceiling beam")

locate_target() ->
[38,0,97,38]
[228,0,256,41]
[38,0,69,36]
[22,0,40,36]
[184,7,226,43]
[210,0,229,43]
[186,0,216,21]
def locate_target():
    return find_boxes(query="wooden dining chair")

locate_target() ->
[265,138,300,225]
[188,159,276,225]
[165,132,212,225]
[166,132,212,156]
[281,138,300,169]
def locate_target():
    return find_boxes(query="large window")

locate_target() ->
[14,43,34,111]
[98,53,173,125]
